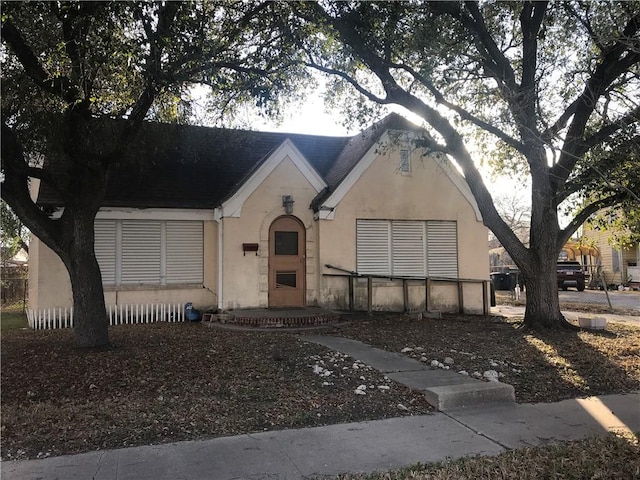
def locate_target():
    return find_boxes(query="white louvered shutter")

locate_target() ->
[121,221,162,284]
[391,221,426,277]
[166,221,203,284]
[427,221,458,278]
[356,220,390,275]
[94,220,116,285]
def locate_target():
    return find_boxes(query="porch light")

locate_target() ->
[282,195,294,214]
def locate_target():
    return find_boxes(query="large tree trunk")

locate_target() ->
[58,211,109,348]
[519,159,574,330]
[522,253,565,328]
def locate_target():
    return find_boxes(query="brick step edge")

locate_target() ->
[228,314,341,328]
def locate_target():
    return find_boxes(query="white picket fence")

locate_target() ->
[27,303,185,330]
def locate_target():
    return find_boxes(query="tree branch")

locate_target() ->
[456,1,518,90]
[304,60,389,104]
[1,18,79,104]
[1,123,61,253]
[558,193,626,249]
[552,13,640,183]
[388,61,526,153]
[519,2,548,123]
[126,2,182,139]
[583,106,640,151]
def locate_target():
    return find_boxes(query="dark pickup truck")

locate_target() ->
[557,261,586,291]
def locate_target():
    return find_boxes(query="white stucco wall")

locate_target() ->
[317,147,489,313]
[220,156,319,310]
[29,217,218,313]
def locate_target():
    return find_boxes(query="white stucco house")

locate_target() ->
[29,114,490,324]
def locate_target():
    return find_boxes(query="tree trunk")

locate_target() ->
[59,212,109,348]
[522,254,566,328]
[519,155,575,330]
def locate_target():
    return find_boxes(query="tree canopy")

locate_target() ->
[284,1,640,327]
[1,1,306,346]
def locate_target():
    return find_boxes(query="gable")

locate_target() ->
[315,132,483,222]
[216,139,327,218]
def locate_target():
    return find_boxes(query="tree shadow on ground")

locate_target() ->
[334,313,640,404]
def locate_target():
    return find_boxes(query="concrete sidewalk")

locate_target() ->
[2,393,638,480]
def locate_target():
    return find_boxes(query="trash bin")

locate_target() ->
[490,273,511,291]
[184,302,201,322]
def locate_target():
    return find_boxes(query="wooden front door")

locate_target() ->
[269,216,305,307]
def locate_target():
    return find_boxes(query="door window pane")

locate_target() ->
[276,271,296,288]
[275,231,298,255]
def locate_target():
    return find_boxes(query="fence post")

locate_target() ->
[425,278,431,312]
[367,276,372,315]
[22,278,27,314]
[403,279,409,313]
[348,276,354,311]
[457,281,464,314]
[482,281,489,316]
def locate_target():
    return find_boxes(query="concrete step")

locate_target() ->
[303,335,515,412]
[205,307,341,328]
[387,370,515,411]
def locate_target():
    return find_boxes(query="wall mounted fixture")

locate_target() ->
[282,195,294,214]
[242,243,259,256]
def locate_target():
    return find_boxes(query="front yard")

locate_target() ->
[1,314,639,461]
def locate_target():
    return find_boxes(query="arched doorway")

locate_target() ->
[269,216,306,307]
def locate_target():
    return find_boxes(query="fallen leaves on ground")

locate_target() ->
[336,431,640,480]
[335,314,640,404]
[2,314,638,461]
[0,323,432,460]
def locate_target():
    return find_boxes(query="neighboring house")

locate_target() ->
[28,114,489,318]
[581,220,640,288]
[1,246,28,268]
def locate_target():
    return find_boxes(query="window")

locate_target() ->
[612,247,620,272]
[275,271,297,288]
[356,220,458,278]
[274,231,298,255]
[94,220,203,286]
[399,149,411,173]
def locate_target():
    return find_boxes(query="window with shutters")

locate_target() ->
[426,221,458,278]
[94,220,203,286]
[356,220,457,278]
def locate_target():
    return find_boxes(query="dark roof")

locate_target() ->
[37,113,419,210]
[325,113,421,189]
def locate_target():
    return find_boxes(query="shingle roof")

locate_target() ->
[37,113,419,210]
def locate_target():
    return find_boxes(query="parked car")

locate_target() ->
[557,261,586,291]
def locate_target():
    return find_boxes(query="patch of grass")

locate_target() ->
[0,308,28,331]
[336,432,640,480]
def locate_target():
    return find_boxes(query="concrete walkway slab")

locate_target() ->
[302,335,515,410]
[303,335,429,373]
[447,393,640,449]
[2,393,637,480]
[0,414,504,480]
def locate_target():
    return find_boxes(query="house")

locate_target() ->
[28,114,490,322]
[581,218,640,288]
